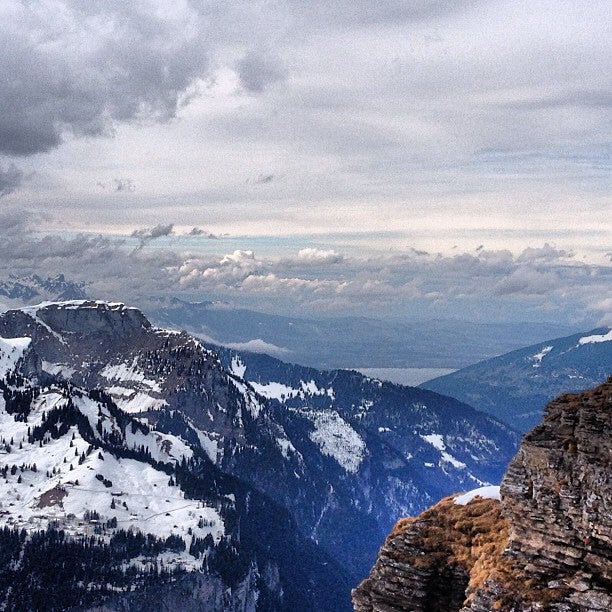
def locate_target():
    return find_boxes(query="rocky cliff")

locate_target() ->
[353,379,612,611]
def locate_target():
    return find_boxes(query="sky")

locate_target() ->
[0,0,610,327]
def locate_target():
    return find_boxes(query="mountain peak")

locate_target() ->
[1,300,151,343]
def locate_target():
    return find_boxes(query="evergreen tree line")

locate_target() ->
[0,526,186,611]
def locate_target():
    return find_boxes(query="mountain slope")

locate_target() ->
[0,364,351,610]
[0,300,519,606]
[420,328,612,431]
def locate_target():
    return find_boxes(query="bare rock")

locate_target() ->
[353,379,612,611]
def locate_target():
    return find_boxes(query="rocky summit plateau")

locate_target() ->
[353,379,612,611]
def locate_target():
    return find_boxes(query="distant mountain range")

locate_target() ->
[0,276,580,370]
[150,297,576,369]
[421,328,612,432]
[0,300,519,610]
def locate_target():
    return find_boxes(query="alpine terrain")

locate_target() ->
[353,379,612,611]
[421,328,612,432]
[0,300,519,610]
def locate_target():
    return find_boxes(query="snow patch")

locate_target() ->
[530,345,553,367]
[276,437,296,459]
[578,329,612,345]
[101,359,162,392]
[42,360,76,379]
[0,336,30,377]
[230,355,246,378]
[454,485,501,505]
[307,411,365,473]
[250,379,334,401]
[422,433,445,451]
[421,433,466,469]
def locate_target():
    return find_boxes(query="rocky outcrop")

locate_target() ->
[353,379,612,611]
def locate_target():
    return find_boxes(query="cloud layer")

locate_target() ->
[0,1,608,328]
[0,209,608,328]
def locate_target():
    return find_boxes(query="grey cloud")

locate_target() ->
[236,51,287,93]
[189,227,217,238]
[502,89,612,110]
[131,223,174,241]
[114,178,136,193]
[0,1,210,156]
[255,174,275,184]
[517,244,573,263]
[493,267,560,296]
[0,163,23,197]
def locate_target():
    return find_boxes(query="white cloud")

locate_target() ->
[297,248,344,264]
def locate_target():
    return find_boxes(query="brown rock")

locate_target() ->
[353,380,612,611]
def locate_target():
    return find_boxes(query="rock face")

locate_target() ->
[353,379,612,611]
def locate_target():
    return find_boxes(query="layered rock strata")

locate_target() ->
[353,379,612,611]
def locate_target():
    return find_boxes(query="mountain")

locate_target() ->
[0,274,87,305]
[420,328,612,432]
[353,379,612,611]
[0,332,350,611]
[150,297,575,369]
[0,300,519,609]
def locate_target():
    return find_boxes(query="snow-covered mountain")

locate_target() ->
[0,300,520,609]
[0,274,86,306]
[421,328,612,432]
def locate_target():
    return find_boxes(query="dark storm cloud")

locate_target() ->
[0,1,211,157]
[0,163,23,197]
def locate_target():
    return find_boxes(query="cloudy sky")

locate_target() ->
[0,1,610,326]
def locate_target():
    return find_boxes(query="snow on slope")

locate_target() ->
[578,329,612,345]
[0,382,223,573]
[100,358,168,413]
[530,345,553,367]
[453,485,501,505]
[0,336,30,377]
[305,410,365,473]
[421,433,467,470]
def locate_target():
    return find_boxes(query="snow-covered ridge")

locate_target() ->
[578,329,612,345]
[231,356,335,401]
[20,299,134,314]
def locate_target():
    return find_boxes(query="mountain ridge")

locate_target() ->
[421,327,612,431]
[0,299,520,609]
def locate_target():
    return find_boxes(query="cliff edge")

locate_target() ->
[353,379,611,611]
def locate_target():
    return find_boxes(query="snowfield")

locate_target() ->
[578,329,612,345]
[0,336,30,377]
[306,410,365,473]
[0,363,224,573]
